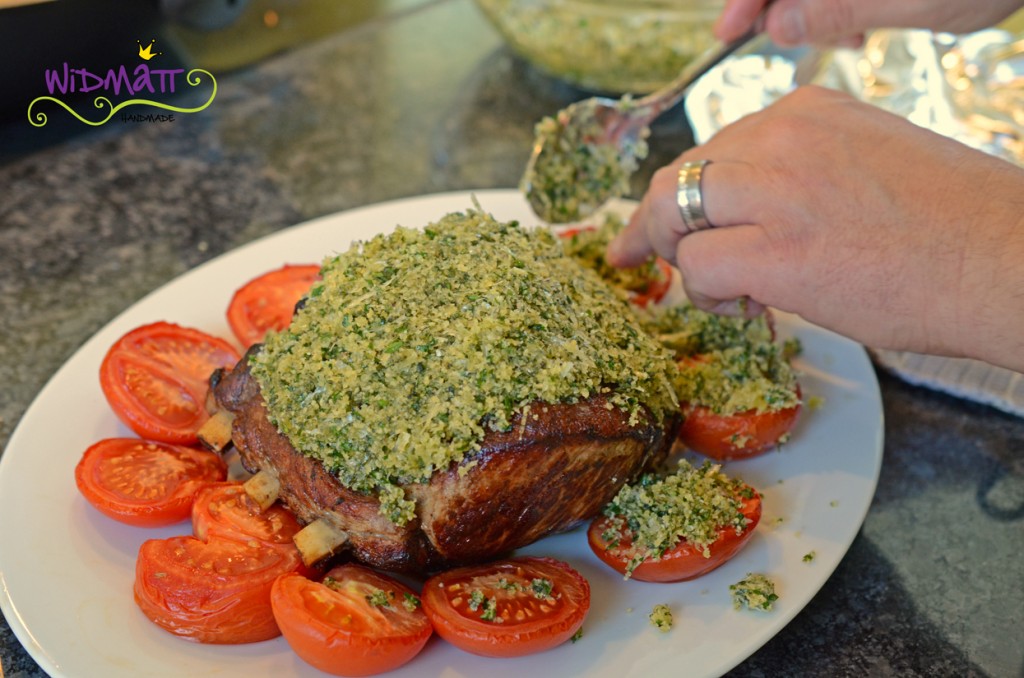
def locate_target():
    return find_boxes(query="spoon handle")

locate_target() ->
[633,1,775,123]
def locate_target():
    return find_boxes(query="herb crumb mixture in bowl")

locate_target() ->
[474,0,724,94]
[250,209,678,524]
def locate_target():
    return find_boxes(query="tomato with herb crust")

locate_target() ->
[227,263,320,348]
[75,437,227,527]
[134,533,307,644]
[628,256,673,308]
[674,352,802,462]
[100,322,241,445]
[678,399,802,461]
[421,556,589,658]
[588,486,762,583]
[271,565,432,676]
[191,481,304,546]
[559,225,672,307]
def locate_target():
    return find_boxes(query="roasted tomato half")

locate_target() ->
[75,437,226,527]
[678,401,802,461]
[421,556,589,658]
[559,225,672,307]
[675,353,802,462]
[226,263,320,348]
[191,481,304,546]
[134,534,307,644]
[588,487,762,583]
[272,565,432,676]
[629,256,673,308]
[100,322,241,444]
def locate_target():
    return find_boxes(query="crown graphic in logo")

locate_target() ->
[137,40,160,61]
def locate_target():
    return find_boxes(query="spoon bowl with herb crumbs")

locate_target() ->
[521,5,773,224]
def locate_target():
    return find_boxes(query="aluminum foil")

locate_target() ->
[685,28,1024,166]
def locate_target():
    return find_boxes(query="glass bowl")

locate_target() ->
[474,0,725,93]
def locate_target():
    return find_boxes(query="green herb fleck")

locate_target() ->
[480,596,501,623]
[468,589,485,612]
[496,578,521,592]
[366,589,392,608]
[782,337,803,360]
[531,578,554,599]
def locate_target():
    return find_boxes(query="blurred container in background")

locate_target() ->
[473,0,724,93]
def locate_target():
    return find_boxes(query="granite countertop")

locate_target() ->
[2,1,1023,676]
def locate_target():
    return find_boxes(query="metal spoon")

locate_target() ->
[522,7,773,224]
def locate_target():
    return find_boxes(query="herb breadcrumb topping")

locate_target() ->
[601,460,755,578]
[251,208,678,524]
[558,213,663,297]
[639,304,801,414]
[563,213,801,416]
[649,603,673,632]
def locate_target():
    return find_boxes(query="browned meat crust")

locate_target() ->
[212,349,677,573]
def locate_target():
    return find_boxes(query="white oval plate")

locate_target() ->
[0,189,883,678]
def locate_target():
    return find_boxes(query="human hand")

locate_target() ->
[607,86,1024,371]
[714,0,1024,47]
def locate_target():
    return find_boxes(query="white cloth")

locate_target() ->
[872,350,1024,417]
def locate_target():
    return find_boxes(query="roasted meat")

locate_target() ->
[211,350,678,573]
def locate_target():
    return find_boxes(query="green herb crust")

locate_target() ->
[638,304,801,414]
[601,460,754,578]
[251,208,677,525]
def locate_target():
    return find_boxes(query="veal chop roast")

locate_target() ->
[211,351,676,572]
[207,209,680,573]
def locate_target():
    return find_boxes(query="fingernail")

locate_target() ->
[778,7,806,45]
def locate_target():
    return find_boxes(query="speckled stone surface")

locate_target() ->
[1,2,1023,677]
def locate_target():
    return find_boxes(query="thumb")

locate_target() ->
[766,0,904,46]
